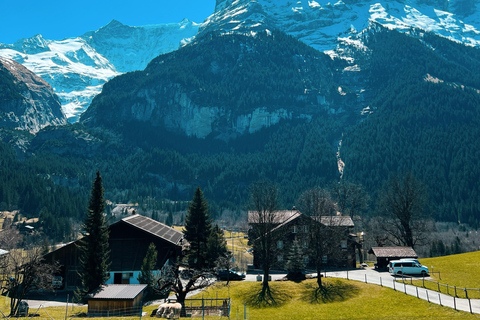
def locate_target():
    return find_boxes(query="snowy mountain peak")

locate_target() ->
[201,0,480,51]
[0,20,201,123]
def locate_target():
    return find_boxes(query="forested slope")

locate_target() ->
[342,25,480,225]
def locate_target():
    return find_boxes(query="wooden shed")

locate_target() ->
[369,246,418,270]
[86,284,147,316]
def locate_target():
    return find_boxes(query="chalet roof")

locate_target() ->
[319,216,354,227]
[270,211,303,233]
[248,209,354,229]
[247,210,297,224]
[369,247,418,258]
[86,284,147,300]
[119,214,183,245]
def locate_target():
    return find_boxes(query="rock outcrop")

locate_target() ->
[0,57,67,133]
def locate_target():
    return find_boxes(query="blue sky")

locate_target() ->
[0,0,216,44]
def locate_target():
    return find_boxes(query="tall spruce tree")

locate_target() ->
[183,186,212,269]
[138,242,158,300]
[206,224,229,269]
[75,171,110,301]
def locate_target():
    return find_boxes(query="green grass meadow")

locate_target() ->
[188,279,478,320]
[2,252,479,319]
[411,251,480,299]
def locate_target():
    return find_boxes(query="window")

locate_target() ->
[302,240,308,248]
[277,240,283,249]
[322,255,328,264]
[341,240,347,249]
[292,225,298,233]
[303,225,308,233]
[278,255,283,262]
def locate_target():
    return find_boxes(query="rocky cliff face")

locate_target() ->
[81,31,343,141]
[132,85,296,139]
[0,57,67,133]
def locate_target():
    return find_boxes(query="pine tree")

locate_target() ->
[286,240,306,281]
[75,171,110,301]
[165,211,174,227]
[183,186,212,269]
[138,243,158,300]
[206,224,229,269]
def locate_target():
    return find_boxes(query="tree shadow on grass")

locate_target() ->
[302,280,360,304]
[244,285,292,308]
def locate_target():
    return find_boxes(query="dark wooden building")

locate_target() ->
[369,246,418,270]
[248,209,357,270]
[44,214,183,289]
[86,284,147,316]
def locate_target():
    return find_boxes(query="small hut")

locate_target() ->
[369,247,418,270]
[86,284,147,316]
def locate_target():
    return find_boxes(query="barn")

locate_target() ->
[44,214,184,289]
[369,246,418,270]
[86,284,147,316]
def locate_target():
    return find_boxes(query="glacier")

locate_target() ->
[0,20,200,122]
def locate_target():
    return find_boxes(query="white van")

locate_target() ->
[388,260,429,276]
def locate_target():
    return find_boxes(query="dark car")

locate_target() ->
[216,269,245,281]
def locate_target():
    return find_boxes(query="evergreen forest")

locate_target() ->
[1,25,480,243]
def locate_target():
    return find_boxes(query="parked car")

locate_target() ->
[388,260,429,276]
[400,258,421,265]
[216,269,245,281]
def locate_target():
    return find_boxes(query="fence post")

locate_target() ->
[365,274,367,284]
[347,270,349,280]
[65,294,69,320]
[438,293,441,306]
[465,288,468,300]
[454,295,456,311]
[426,290,429,303]
[437,282,440,292]
[422,274,425,287]
[380,277,382,287]
[416,286,419,298]
[468,295,473,314]
[393,279,396,291]
[454,286,457,297]
[447,284,449,296]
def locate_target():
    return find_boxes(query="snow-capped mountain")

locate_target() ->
[2,0,480,125]
[201,0,480,52]
[0,20,200,122]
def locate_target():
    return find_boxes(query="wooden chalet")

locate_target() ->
[248,209,357,270]
[86,284,147,316]
[369,246,418,270]
[44,214,183,289]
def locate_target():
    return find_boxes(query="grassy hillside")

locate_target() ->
[420,251,480,288]
[187,279,477,319]
[415,251,480,298]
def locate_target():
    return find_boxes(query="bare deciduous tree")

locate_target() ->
[248,180,281,303]
[0,247,59,316]
[297,187,351,289]
[376,172,431,249]
[331,180,370,219]
[155,264,214,316]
